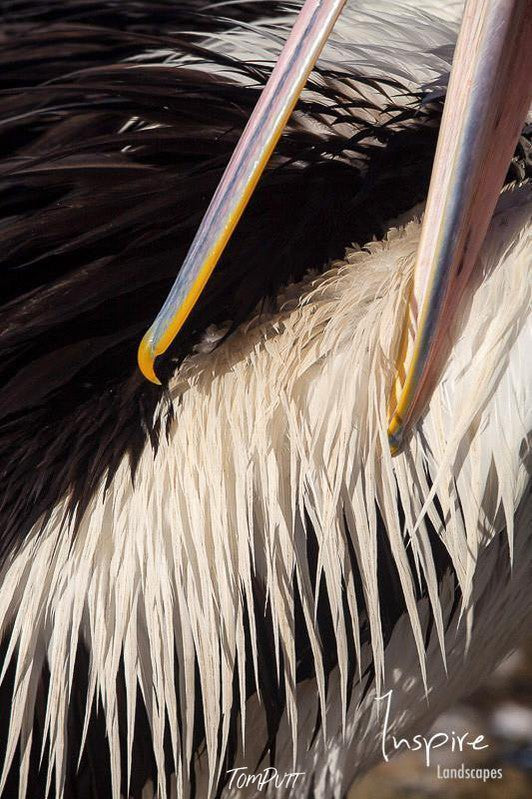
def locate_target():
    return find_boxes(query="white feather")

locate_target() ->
[0,179,530,797]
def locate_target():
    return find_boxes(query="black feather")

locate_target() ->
[0,0,451,562]
[0,4,528,795]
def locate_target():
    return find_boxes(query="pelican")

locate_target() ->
[0,1,530,798]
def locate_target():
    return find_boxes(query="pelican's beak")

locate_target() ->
[387,0,531,454]
[138,0,347,384]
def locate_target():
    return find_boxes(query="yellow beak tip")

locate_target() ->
[138,337,162,386]
[389,441,400,458]
[387,417,403,457]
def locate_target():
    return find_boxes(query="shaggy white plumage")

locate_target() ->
[0,179,530,798]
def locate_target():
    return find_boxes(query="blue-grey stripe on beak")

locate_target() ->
[388,0,532,454]
[138,0,348,383]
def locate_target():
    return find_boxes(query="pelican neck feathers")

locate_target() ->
[0,1,531,798]
[1,190,531,796]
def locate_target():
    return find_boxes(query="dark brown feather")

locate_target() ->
[0,1,450,562]
[1,4,529,796]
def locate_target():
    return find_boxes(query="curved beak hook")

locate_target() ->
[387,0,532,454]
[137,0,530,462]
[137,0,348,384]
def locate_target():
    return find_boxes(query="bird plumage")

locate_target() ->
[0,2,530,798]
[0,0,455,561]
